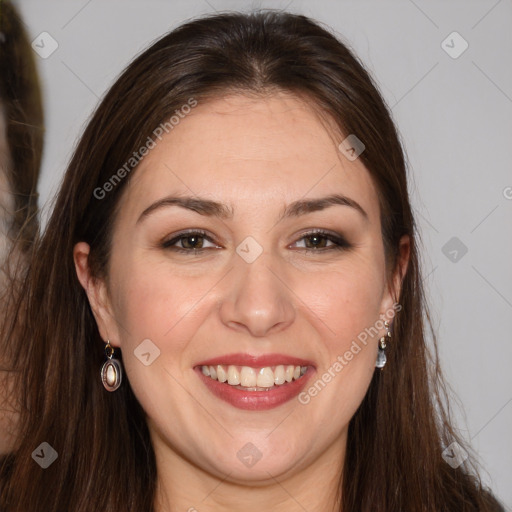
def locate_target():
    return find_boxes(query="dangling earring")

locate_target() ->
[100,340,123,391]
[375,320,392,369]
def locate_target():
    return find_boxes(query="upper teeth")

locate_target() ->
[201,364,307,388]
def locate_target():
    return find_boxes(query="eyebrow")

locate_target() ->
[137,193,369,224]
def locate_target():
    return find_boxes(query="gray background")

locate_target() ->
[17,0,512,507]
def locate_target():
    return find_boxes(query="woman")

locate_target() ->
[0,10,504,512]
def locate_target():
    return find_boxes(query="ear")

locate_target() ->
[73,241,121,347]
[379,234,410,323]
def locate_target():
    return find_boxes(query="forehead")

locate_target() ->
[118,92,380,225]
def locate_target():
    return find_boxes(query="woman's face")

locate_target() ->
[76,92,407,488]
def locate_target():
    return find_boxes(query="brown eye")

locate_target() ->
[180,234,205,249]
[292,230,350,252]
[303,234,331,249]
[162,230,218,252]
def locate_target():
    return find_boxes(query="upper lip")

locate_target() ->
[195,353,315,368]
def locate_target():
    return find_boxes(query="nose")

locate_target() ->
[218,251,296,338]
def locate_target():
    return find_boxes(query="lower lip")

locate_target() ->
[195,367,314,410]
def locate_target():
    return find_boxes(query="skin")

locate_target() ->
[75,92,409,512]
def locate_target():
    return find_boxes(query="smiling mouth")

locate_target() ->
[199,364,308,391]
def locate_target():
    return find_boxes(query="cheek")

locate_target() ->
[292,261,383,401]
[110,259,219,359]
[110,263,211,421]
[296,259,385,344]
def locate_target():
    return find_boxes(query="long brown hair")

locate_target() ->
[0,10,504,511]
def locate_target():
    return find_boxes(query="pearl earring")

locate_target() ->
[100,340,123,391]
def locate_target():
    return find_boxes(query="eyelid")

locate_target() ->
[161,229,221,249]
[292,227,345,240]
[289,229,350,250]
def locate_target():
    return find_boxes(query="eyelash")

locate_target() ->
[161,229,351,254]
